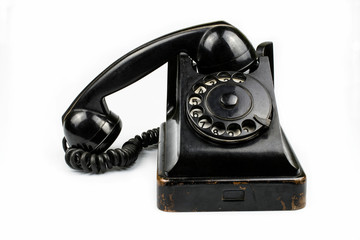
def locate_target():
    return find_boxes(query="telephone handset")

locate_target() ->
[62,21,306,211]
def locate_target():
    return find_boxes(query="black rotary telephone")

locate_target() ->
[62,21,306,211]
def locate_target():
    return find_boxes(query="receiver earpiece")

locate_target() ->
[196,25,256,73]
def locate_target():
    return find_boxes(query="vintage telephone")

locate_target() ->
[62,21,306,211]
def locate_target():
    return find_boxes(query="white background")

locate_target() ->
[1,0,359,239]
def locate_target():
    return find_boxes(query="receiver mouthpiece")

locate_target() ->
[63,110,121,153]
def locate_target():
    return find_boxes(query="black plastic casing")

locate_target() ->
[157,50,306,211]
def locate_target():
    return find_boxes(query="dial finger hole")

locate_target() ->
[190,106,203,118]
[227,123,241,137]
[189,95,202,105]
[232,72,247,83]
[217,72,231,82]
[198,116,212,129]
[211,122,225,136]
[204,76,217,86]
[193,84,207,94]
[242,119,256,133]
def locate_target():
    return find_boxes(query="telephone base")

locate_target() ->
[157,53,306,212]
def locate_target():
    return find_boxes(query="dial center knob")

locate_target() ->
[206,84,253,121]
[220,92,238,108]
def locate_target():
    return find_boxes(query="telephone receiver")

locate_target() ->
[62,21,306,212]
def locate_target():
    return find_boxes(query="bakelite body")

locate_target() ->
[157,52,306,211]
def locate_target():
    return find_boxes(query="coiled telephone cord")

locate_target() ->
[62,127,159,174]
